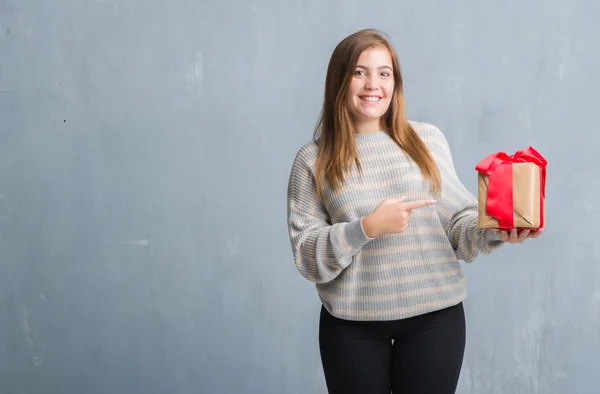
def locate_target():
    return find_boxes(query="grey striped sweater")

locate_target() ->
[286,121,504,321]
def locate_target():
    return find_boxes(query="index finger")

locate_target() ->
[403,199,437,210]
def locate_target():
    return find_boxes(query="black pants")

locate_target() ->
[319,302,466,394]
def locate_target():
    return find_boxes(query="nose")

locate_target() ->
[364,75,378,90]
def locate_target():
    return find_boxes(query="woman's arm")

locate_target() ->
[430,128,505,262]
[286,147,374,284]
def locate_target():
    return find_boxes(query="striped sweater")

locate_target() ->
[286,121,504,321]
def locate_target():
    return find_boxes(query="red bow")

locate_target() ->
[475,146,547,230]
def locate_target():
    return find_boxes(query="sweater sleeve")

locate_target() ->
[286,147,374,284]
[430,128,504,263]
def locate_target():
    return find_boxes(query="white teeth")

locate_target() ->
[362,97,380,102]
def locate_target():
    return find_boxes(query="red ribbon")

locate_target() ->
[475,146,547,230]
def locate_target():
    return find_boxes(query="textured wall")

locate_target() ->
[1,0,598,393]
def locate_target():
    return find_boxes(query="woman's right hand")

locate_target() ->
[362,196,437,238]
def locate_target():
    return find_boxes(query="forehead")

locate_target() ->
[356,46,392,66]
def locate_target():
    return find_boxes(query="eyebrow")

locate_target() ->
[356,65,393,70]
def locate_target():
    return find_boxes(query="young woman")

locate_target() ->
[286,29,542,394]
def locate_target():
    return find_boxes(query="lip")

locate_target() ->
[359,95,383,104]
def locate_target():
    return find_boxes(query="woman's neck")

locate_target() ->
[354,119,383,134]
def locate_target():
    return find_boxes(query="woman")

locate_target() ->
[286,29,542,393]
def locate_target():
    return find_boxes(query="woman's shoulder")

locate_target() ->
[290,140,319,171]
[408,120,444,139]
[408,120,451,152]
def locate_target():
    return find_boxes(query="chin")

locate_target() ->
[352,103,390,120]
[358,111,386,121]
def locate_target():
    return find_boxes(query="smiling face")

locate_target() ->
[346,46,395,133]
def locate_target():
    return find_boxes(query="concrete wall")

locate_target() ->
[1,0,598,393]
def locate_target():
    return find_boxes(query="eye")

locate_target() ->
[354,69,366,76]
[381,71,391,77]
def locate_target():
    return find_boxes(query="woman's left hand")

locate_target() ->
[497,228,544,243]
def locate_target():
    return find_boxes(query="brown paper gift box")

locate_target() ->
[477,162,546,229]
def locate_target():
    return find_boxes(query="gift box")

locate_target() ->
[475,147,547,230]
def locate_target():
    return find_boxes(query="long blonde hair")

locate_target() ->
[314,29,441,196]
